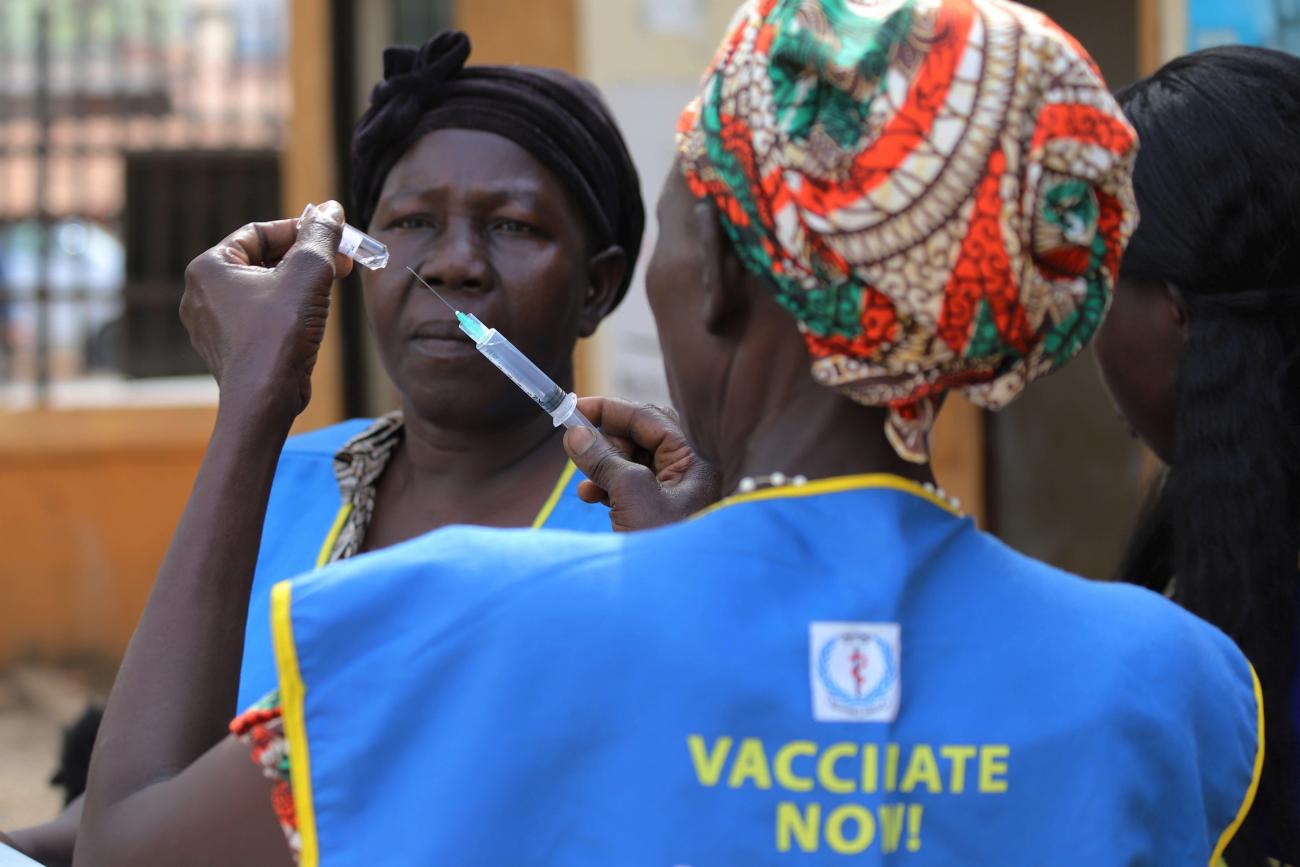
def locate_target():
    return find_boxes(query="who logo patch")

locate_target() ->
[809,622,901,723]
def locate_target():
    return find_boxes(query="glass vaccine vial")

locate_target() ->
[300,204,389,270]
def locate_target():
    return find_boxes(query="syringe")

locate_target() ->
[406,267,595,430]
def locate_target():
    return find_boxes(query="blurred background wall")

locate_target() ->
[0,0,1294,824]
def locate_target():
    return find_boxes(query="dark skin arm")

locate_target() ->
[72,203,351,867]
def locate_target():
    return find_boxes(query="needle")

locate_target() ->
[406,265,456,313]
[401,266,594,430]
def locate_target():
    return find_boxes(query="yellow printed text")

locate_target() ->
[687,736,1011,796]
[776,801,924,854]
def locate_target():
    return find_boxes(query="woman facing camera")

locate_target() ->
[237,31,651,708]
[73,3,1260,865]
[8,30,652,867]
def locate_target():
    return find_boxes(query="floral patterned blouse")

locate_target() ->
[229,691,298,858]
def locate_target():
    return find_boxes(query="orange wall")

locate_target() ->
[0,408,213,664]
[456,0,579,71]
[285,0,345,430]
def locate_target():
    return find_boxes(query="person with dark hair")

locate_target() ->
[6,30,649,867]
[68,2,1262,864]
[1098,44,1300,865]
[234,30,648,710]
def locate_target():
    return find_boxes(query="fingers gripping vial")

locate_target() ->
[406,267,595,430]
[300,204,389,270]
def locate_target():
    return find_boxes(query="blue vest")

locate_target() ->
[271,475,1263,867]
[238,419,609,710]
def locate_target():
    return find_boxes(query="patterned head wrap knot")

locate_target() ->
[353,31,645,308]
[676,0,1139,462]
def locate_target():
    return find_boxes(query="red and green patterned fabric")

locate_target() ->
[676,0,1139,461]
[231,691,301,861]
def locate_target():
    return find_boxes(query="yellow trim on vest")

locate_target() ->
[531,460,578,529]
[271,581,320,867]
[1210,662,1266,865]
[695,472,963,520]
[315,502,354,569]
[277,458,577,864]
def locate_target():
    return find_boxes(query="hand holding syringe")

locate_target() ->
[405,267,596,430]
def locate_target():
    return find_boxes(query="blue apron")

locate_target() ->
[238,419,608,710]
[272,475,1263,866]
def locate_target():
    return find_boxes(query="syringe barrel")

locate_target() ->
[475,330,568,415]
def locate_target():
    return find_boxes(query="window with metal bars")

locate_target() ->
[0,0,289,407]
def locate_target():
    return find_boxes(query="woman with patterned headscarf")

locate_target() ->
[74,3,1259,865]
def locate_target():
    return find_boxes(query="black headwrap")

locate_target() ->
[352,31,645,308]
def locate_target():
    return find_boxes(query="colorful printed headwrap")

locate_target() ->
[676,0,1139,462]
